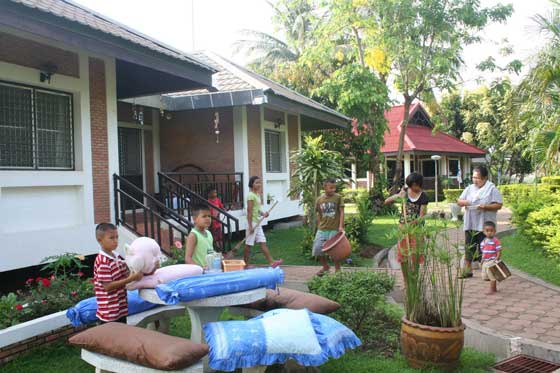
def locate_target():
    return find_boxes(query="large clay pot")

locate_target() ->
[322,232,352,261]
[400,317,465,369]
[449,203,461,222]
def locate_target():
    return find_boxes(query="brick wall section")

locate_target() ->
[144,130,154,194]
[0,31,79,78]
[159,107,234,172]
[246,105,262,181]
[0,325,89,365]
[288,114,299,200]
[89,57,110,224]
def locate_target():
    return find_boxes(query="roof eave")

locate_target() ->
[0,2,215,87]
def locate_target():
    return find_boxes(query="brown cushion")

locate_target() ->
[69,323,208,370]
[244,287,340,314]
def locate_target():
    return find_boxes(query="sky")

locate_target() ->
[73,0,553,94]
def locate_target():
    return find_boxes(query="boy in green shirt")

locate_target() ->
[313,178,345,276]
[185,205,215,267]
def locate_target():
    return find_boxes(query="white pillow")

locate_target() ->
[261,309,322,355]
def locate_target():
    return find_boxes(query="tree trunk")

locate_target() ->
[391,98,412,193]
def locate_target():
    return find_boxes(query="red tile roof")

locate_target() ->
[381,103,485,156]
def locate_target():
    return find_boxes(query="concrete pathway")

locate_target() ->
[281,207,560,348]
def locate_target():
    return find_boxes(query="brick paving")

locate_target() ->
[281,208,560,347]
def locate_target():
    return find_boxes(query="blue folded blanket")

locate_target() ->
[204,308,361,371]
[65,290,159,327]
[155,267,284,305]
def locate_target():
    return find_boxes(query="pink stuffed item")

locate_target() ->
[127,264,203,290]
[124,237,161,274]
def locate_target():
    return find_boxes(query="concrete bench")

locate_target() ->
[81,349,203,373]
[126,305,186,334]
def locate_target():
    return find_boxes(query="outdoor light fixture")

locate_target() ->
[39,62,58,84]
[213,112,220,143]
[274,117,284,128]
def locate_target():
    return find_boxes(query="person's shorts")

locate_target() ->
[482,260,497,281]
[246,225,266,246]
[465,230,485,262]
[312,230,338,256]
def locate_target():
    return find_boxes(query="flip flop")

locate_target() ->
[315,268,330,277]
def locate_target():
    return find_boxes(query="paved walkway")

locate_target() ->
[282,208,560,347]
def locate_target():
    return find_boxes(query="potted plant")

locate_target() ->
[397,202,465,369]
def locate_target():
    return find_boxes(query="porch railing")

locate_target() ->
[113,174,193,253]
[157,172,240,252]
[162,172,244,210]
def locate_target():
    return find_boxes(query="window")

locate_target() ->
[448,159,460,177]
[421,160,436,177]
[265,130,284,173]
[0,82,73,169]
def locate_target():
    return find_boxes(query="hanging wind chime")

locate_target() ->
[131,100,144,125]
[213,112,220,144]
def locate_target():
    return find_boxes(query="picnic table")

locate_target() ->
[139,287,267,372]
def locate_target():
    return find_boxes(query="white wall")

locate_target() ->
[0,27,117,271]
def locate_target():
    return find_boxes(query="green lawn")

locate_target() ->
[237,214,450,268]
[501,232,560,287]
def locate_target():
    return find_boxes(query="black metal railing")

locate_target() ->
[157,172,240,252]
[163,172,244,210]
[113,174,193,253]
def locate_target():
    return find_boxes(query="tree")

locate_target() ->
[516,1,560,175]
[360,0,513,190]
[232,0,316,75]
[289,136,346,232]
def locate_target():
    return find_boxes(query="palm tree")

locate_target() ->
[232,0,316,71]
[518,1,560,175]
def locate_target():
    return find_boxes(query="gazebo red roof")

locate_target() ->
[381,103,485,156]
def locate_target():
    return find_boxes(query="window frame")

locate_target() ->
[264,129,285,173]
[448,158,460,177]
[0,80,74,170]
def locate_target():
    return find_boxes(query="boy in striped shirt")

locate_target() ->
[480,221,502,295]
[94,223,143,323]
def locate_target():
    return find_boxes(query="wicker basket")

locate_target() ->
[222,259,246,272]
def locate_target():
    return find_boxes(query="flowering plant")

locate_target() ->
[0,254,94,329]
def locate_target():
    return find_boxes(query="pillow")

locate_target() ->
[127,264,203,290]
[243,288,341,314]
[203,309,324,371]
[66,290,159,327]
[69,323,208,370]
[255,309,362,359]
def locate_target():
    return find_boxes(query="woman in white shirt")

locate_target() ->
[457,166,503,278]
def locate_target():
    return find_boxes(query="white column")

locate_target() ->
[351,163,357,190]
[152,110,161,193]
[404,153,411,176]
[233,106,250,209]
[104,56,119,223]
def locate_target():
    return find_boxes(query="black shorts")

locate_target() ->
[465,230,485,262]
[97,316,127,325]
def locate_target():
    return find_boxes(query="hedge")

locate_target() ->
[342,188,368,204]
[499,184,560,205]
[541,176,560,186]
[443,189,462,202]
[526,204,560,258]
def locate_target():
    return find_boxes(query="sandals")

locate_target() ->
[316,268,330,277]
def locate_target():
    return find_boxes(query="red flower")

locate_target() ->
[78,272,84,277]
[41,300,48,305]
[39,278,51,288]
[25,278,34,285]
[89,279,95,284]
[50,275,56,281]
[36,277,43,283]
[15,304,24,311]
[71,291,78,297]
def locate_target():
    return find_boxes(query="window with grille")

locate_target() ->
[448,159,460,176]
[0,82,73,169]
[265,130,284,173]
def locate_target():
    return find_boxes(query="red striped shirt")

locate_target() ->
[94,251,129,322]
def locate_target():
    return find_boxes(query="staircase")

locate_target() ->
[113,174,193,254]
[157,172,240,251]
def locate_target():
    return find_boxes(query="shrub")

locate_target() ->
[307,271,401,353]
[443,189,462,202]
[300,228,316,259]
[0,293,28,329]
[541,176,560,185]
[509,191,560,227]
[526,205,560,258]
[499,184,560,205]
[345,215,362,242]
[424,189,444,202]
[342,188,367,204]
